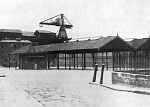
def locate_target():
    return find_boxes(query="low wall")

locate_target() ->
[112,71,150,88]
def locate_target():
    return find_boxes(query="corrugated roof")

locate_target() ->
[12,36,134,54]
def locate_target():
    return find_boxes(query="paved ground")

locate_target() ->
[0,68,43,107]
[0,67,150,107]
[5,68,150,107]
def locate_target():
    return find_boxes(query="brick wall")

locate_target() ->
[112,72,150,88]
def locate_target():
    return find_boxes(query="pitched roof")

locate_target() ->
[137,38,150,50]
[12,36,134,54]
[128,38,148,49]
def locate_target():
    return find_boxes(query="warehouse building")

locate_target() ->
[0,29,64,67]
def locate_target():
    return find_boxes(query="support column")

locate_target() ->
[112,52,115,71]
[117,52,119,70]
[73,53,76,69]
[133,51,136,71]
[147,51,150,70]
[106,52,108,70]
[76,53,78,69]
[119,52,121,71]
[19,54,23,69]
[8,54,10,70]
[130,52,133,71]
[145,51,148,71]
[102,52,104,65]
[65,53,67,69]
[92,53,95,67]
[47,54,50,70]
[69,54,71,70]
[18,54,20,69]
[57,53,59,70]
[84,53,86,70]
[82,53,84,70]
[21,55,23,69]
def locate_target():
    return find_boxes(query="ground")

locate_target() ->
[1,68,150,107]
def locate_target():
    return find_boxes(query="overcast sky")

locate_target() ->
[0,0,150,39]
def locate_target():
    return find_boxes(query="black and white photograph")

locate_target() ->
[0,0,150,107]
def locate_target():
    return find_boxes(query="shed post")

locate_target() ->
[73,53,76,69]
[65,53,67,69]
[84,53,86,69]
[117,52,119,70]
[145,51,148,71]
[8,54,10,70]
[19,54,23,69]
[130,52,133,71]
[133,51,136,71]
[69,54,71,70]
[147,51,150,69]
[76,53,78,69]
[112,52,115,71]
[119,52,121,71]
[47,54,50,70]
[18,54,20,69]
[106,52,108,70]
[102,52,104,65]
[92,53,95,67]
[57,53,59,69]
[82,53,84,70]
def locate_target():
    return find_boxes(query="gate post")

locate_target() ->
[100,64,105,84]
[92,64,98,82]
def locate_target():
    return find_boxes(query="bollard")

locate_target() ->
[92,64,98,82]
[100,64,105,84]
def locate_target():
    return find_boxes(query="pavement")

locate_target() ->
[90,82,150,95]
[90,69,150,95]
[0,67,150,107]
[0,76,43,107]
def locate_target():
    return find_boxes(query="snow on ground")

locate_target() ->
[1,68,150,107]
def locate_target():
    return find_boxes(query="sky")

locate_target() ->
[0,0,150,39]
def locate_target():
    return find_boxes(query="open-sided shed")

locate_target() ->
[12,36,134,70]
[130,38,150,72]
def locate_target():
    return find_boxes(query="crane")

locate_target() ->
[39,14,73,42]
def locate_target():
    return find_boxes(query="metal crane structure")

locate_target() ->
[39,14,73,42]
